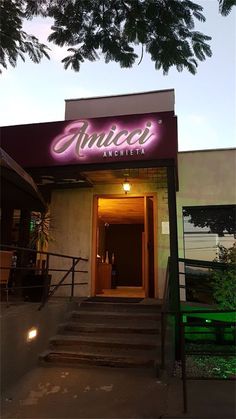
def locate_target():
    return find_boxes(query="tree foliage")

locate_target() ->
[215,243,236,264]
[0,0,50,73]
[183,206,236,237]
[0,0,235,74]
[212,268,236,310]
[211,243,236,310]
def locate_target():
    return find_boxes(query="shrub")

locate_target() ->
[211,243,236,310]
[211,268,236,310]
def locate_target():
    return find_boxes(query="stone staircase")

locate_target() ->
[39,298,163,370]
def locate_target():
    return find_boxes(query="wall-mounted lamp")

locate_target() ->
[27,327,38,342]
[122,179,131,194]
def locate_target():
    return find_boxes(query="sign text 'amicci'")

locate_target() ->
[51,119,161,160]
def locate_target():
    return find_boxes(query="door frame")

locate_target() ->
[91,193,158,297]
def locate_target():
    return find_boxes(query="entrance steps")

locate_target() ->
[39,298,163,370]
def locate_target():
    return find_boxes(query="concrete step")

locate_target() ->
[78,301,162,313]
[49,333,160,352]
[39,348,159,368]
[57,321,160,335]
[69,310,161,324]
[39,300,165,372]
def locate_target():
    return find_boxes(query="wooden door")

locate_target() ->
[144,196,155,297]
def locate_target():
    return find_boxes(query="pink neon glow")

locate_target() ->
[51,118,160,161]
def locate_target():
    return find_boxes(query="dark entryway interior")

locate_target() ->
[96,197,144,291]
[105,224,144,286]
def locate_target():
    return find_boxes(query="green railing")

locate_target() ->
[180,308,236,412]
[161,257,236,413]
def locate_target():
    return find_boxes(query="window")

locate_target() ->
[183,205,236,262]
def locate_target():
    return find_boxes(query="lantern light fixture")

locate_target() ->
[122,179,131,194]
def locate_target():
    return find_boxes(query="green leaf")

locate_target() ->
[1,0,235,74]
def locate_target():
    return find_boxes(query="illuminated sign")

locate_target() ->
[51,118,160,161]
[1,112,177,168]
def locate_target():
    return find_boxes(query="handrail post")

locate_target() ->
[42,253,50,303]
[6,283,9,308]
[180,314,188,414]
[161,311,165,370]
[160,257,170,373]
[167,167,181,360]
[45,253,49,277]
[71,257,76,299]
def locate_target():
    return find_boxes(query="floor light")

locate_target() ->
[27,327,38,342]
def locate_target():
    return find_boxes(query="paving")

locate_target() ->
[1,365,236,419]
[1,365,167,419]
[165,377,236,419]
[1,299,235,418]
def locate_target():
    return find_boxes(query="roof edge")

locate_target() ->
[65,89,175,102]
[178,147,236,154]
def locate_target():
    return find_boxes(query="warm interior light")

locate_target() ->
[27,328,38,341]
[122,179,131,194]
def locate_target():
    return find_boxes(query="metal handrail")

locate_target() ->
[160,257,171,370]
[162,257,171,312]
[0,244,88,309]
[181,308,235,314]
[178,257,232,306]
[38,257,83,310]
[178,257,229,269]
[0,243,87,261]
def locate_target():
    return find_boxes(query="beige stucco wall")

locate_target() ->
[49,188,93,297]
[177,148,236,258]
[49,183,170,299]
[65,89,174,120]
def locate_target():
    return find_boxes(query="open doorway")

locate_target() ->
[92,195,156,298]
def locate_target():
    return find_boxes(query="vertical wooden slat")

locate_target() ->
[91,196,98,296]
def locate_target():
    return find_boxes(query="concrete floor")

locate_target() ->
[1,365,236,419]
[1,365,167,419]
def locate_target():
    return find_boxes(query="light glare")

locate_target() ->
[27,328,38,341]
[123,180,131,193]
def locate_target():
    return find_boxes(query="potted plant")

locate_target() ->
[23,209,53,302]
[30,210,51,271]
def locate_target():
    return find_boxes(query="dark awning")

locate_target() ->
[0,147,46,212]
